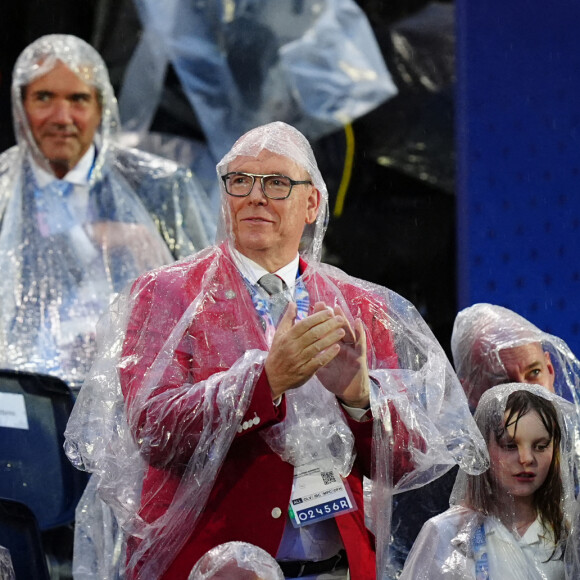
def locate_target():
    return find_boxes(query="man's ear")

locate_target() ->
[305,188,320,225]
[544,351,556,392]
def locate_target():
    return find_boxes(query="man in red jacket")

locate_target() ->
[66,121,486,579]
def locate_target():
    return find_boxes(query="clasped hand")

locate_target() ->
[265,301,370,408]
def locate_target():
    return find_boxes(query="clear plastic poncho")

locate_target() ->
[0,546,15,580]
[65,121,488,579]
[451,303,580,412]
[566,481,580,579]
[0,34,215,388]
[119,0,398,161]
[401,383,577,580]
[188,542,283,580]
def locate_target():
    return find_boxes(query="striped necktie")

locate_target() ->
[258,274,289,326]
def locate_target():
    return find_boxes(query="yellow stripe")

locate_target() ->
[333,123,355,218]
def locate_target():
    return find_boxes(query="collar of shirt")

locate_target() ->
[485,516,547,546]
[29,144,96,188]
[230,247,300,294]
[518,518,551,546]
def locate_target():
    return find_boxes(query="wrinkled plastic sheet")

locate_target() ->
[119,0,397,161]
[188,541,284,580]
[0,546,15,580]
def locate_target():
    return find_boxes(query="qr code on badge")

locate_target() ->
[321,471,336,485]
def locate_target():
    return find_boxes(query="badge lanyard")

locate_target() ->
[473,522,489,579]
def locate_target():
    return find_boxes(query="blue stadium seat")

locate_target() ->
[0,497,49,580]
[0,369,88,531]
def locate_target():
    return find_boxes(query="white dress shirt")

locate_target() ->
[29,146,98,262]
[230,247,299,294]
[487,517,564,580]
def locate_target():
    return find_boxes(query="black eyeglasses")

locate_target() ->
[221,172,312,200]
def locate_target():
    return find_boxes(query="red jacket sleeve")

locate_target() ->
[119,262,284,467]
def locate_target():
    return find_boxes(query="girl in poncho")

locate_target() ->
[401,383,576,580]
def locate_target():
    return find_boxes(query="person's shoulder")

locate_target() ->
[401,505,476,579]
[109,143,189,181]
[0,145,21,168]
[418,505,479,547]
[310,261,387,305]
[430,505,477,527]
[313,261,439,336]
[131,246,222,292]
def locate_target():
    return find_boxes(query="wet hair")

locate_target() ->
[468,390,564,551]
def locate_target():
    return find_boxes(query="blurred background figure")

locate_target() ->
[188,542,284,580]
[118,0,397,163]
[0,34,214,391]
[0,32,214,580]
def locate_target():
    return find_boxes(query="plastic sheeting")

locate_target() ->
[566,495,580,579]
[73,476,126,580]
[0,34,215,388]
[119,0,397,162]
[0,546,15,580]
[362,2,456,193]
[451,303,580,412]
[401,383,577,579]
[188,542,283,580]
[564,360,580,580]
[65,122,487,579]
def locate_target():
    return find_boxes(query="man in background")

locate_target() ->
[0,34,214,390]
[451,303,569,411]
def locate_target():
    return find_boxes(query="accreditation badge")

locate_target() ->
[288,461,357,528]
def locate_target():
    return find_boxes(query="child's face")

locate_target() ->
[488,409,554,499]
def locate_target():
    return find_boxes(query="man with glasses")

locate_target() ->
[66,122,486,579]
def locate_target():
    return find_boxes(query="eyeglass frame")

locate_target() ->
[221,171,313,200]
